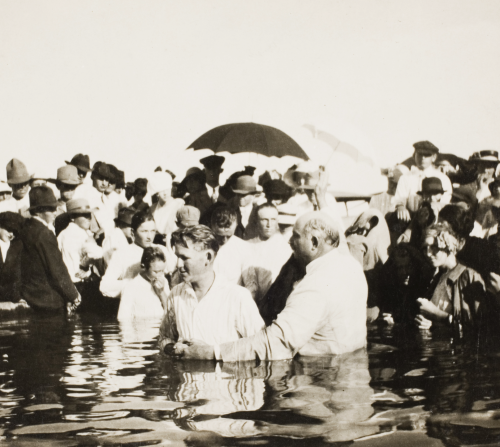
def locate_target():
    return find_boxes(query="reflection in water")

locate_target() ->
[0,313,499,446]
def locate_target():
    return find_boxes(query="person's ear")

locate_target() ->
[311,235,319,250]
[206,250,213,263]
[431,154,437,162]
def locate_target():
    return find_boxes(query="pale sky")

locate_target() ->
[1,0,499,181]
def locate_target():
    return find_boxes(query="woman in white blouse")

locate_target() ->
[117,245,169,321]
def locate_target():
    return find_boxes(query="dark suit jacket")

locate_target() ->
[186,188,213,218]
[0,238,23,302]
[19,218,79,310]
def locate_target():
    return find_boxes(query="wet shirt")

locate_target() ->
[219,248,368,361]
[158,274,264,351]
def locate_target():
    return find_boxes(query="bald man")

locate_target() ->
[179,211,368,361]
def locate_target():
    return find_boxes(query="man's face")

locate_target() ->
[12,181,30,200]
[257,207,279,240]
[236,193,253,208]
[289,219,312,263]
[133,220,156,249]
[205,167,221,185]
[93,175,109,193]
[212,221,237,246]
[57,183,77,202]
[175,241,211,284]
[73,213,92,231]
[414,152,436,170]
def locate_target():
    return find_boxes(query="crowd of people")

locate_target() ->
[1,140,500,362]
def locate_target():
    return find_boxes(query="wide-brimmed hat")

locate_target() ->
[66,198,97,215]
[176,205,201,226]
[6,159,32,185]
[29,186,58,211]
[49,165,82,186]
[91,162,113,181]
[413,141,439,155]
[148,171,173,196]
[114,207,136,226]
[452,185,476,207]
[231,175,259,195]
[417,177,444,196]
[200,155,225,170]
[0,211,24,234]
[470,150,499,164]
[263,179,291,197]
[66,154,92,172]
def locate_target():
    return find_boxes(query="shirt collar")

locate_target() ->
[445,263,467,282]
[32,216,56,234]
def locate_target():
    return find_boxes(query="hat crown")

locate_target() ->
[6,158,31,184]
[66,198,91,213]
[413,141,439,154]
[176,205,201,223]
[115,207,136,226]
[29,186,58,209]
[233,175,257,193]
[421,177,443,194]
[200,155,225,169]
[57,165,81,184]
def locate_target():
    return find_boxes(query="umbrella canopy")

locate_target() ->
[187,122,309,160]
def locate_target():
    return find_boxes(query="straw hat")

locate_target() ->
[48,165,82,186]
[6,159,32,185]
[66,198,97,215]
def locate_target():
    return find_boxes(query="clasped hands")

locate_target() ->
[164,339,215,360]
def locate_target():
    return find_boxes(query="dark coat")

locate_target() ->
[185,188,213,218]
[19,218,79,310]
[0,238,23,302]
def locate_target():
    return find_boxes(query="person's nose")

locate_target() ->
[177,258,184,269]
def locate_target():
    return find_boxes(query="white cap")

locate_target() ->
[148,171,173,196]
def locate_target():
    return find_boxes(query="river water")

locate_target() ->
[1,310,499,446]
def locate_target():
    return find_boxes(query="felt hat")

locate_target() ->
[66,198,97,215]
[148,171,173,196]
[49,165,82,185]
[263,179,290,197]
[66,154,92,172]
[200,155,225,170]
[470,150,499,164]
[107,164,119,185]
[176,205,201,226]
[6,159,32,185]
[231,175,259,195]
[452,185,477,207]
[0,211,24,234]
[91,162,113,181]
[244,166,256,176]
[114,207,136,227]
[413,141,439,155]
[417,177,444,196]
[28,186,58,210]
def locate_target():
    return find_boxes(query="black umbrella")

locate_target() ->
[187,122,309,160]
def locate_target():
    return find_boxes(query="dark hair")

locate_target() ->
[141,246,166,269]
[211,206,237,229]
[171,224,219,254]
[0,212,24,235]
[438,204,474,239]
[133,178,148,196]
[131,210,155,231]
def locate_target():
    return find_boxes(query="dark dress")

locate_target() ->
[0,238,23,302]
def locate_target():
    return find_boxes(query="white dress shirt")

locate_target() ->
[393,166,452,211]
[58,222,101,282]
[100,243,174,298]
[0,195,30,217]
[206,184,219,203]
[219,247,368,361]
[117,273,166,321]
[0,239,10,263]
[158,273,264,351]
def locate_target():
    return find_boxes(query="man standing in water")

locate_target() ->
[177,211,368,361]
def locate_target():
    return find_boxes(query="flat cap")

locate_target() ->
[413,141,439,155]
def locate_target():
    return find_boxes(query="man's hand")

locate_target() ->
[397,206,411,222]
[417,298,448,321]
[182,339,216,360]
[415,314,432,330]
[382,313,395,325]
[66,293,82,317]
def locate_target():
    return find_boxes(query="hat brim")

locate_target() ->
[67,207,98,215]
[28,202,59,211]
[7,174,34,185]
[65,161,92,172]
[114,217,132,226]
[47,178,82,186]
[417,189,444,196]
[231,188,260,195]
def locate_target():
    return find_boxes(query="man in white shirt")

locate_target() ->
[159,225,264,356]
[179,211,368,361]
[393,141,453,222]
[247,203,292,303]
[210,206,260,300]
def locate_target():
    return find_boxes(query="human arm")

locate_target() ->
[158,290,180,354]
[416,297,450,322]
[100,250,126,297]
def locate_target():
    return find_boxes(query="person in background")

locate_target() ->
[19,186,80,314]
[180,167,207,202]
[230,175,261,239]
[0,159,32,217]
[0,181,12,203]
[210,206,259,300]
[118,246,169,321]
[49,165,82,215]
[129,178,149,213]
[393,141,452,222]
[57,198,103,309]
[464,150,499,203]
[102,207,135,266]
[473,178,500,238]
[148,171,184,243]
[178,211,368,361]
[415,224,487,335]
[66,153,92,184]
[370,164,409,217]
[0,212,27,310]
[262,179,291,207]
[100,210,176,299]
[176,205,200,230]
[159,225,264,357]
[247,203,292,305]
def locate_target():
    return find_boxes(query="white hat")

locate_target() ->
[148,171,173,196]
